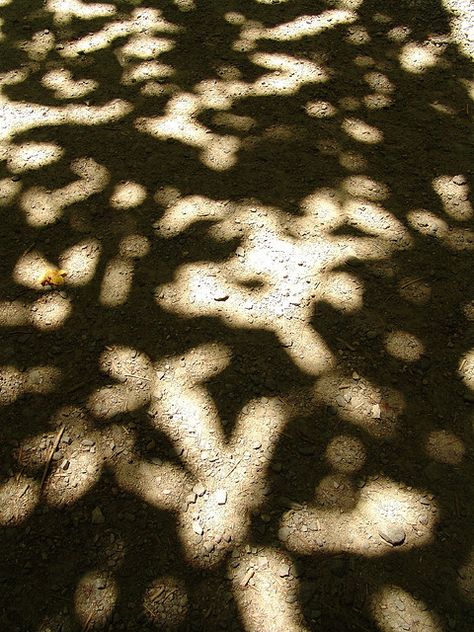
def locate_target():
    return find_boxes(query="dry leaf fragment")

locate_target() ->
[39,268,67,287]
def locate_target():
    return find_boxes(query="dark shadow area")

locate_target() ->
[0,0,473,630]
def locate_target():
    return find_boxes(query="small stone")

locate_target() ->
[95,578,107,590]
[52,451,63,461]
[61,459,70,470]
[193,483,206,496]
[279,564,290,577]
[186,492,197,505]
[285,594,297,603]
[192,520,203,536]
[215,489,227,505]
[213,293,229,301]
[419,514,429,525]
[82,439,95,447]
[252,441,262,450]
[91,507,105,525]
[378,525,405,546]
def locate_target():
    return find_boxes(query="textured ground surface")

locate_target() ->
[0,1,473,631]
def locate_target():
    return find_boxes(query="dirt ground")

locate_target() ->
[0,0,473,630]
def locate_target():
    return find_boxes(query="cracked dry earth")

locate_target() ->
[0,1,474,631]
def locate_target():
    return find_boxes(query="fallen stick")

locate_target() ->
[40,425,65,492]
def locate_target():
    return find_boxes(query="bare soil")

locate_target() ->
[0,1,473,631]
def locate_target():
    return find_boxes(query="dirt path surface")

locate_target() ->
[0,1,473,630]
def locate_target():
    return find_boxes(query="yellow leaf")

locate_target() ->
[39,268,67,287]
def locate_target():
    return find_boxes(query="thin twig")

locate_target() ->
[224,456,243,479]
[124,373,151,382]
[40,426,65,492]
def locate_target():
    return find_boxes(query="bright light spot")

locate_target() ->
[41,68,97,99]
[173,0,195,10]
[323,271,363,312]
[407,208,474,250]
[344,200,408,241]
[343,175,390,201]
[342,117,383,143]
[0,366,23,405]
[60,238,101,286]
[75,570,117,630]
[386,25,411,42]
[364,71,394,93]
[426,430,465,465]
[47,0,116,21]
[459,349,474,393]
[433,174,472,221]
[325,435,366,473]
[305,100,337,118]
[384,330,424,362]
[119,234,150,258]
[314,373,404,439]
[7,142,63,173]
[21,158,109,227]
[144,577,188,626]
[22,31,55,61]
[345,24,370,45]
[110,181,146,209]
[119,34,174,59]
[99,257,134,307]
[300,189,345,231]
[399,43,440,73]
[0,476,39,525]
[250,53,328,95]
[224,12,245,25]
[231,548,306,632]
[258,10,357,42]
[372,585,441,632]
[25,365,62,394]
[30,293,72,330]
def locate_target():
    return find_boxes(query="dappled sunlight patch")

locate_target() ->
[322,271,363,312]
[252,9,357,42]
[59,238,101,286]
[119,34,175,60]
[371,585,442,632]
[155,195,226,236]
[20,157,109,227]
[45,448,102,507]
[426,430,465,465]
[0,364,61,405]
[305,99,337,118]
[384,330,424,362]
[299,189,345,231]
[344,199,410,244]
[30,293,72,330]
[99,256,134,307]
[342,117,383,143]
[143,577,188,628]
[99,345,153,384]
[433,174,472,221]
[399,42,443,74]
[282,479,437,556]
[345,24,371,46]
[41,68,97,99]
[459,349,474,392]
[231,548,308,632]
[14,249,59,289]
[314,373,403,439]
[110,181,146,209]
[0,475,40,525]
[0,366,24,405]
[7,142,63,173]
[47,0,116,23]
[342,175,390,201]
[74,570,117,631]
[407,209,474,250]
